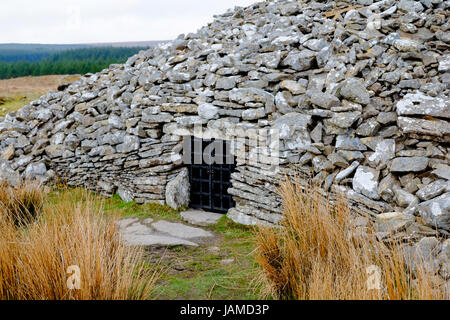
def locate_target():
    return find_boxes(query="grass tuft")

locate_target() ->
[0,184,157,300]
[255,177,449,300]
[0,181,44,226]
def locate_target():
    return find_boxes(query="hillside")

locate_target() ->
[0,47,152,79]
[0,75,80,116]
[0,42,166,80]
[0,42,165,63]
[0,44,86,63]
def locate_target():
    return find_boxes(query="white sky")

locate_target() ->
[0,0,257,44]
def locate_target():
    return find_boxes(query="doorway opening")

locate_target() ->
[187,137,236,213]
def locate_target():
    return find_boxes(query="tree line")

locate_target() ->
[0,43,87,63]
[0,47,148,79]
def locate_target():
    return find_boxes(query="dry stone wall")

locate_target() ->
[0,0,449,240]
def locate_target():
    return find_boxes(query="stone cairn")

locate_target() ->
[0,0,449,283]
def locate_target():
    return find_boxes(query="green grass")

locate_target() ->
[147,217,261,300]
[0,93,42,117]
[104,194,183,222]
[47,187,262,300]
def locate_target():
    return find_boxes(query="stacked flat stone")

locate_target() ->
[0,0,448,239]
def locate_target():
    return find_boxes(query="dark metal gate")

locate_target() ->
[188,137,236,213]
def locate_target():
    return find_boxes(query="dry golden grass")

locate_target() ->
[0,75,79,95]
[0,75,80,116]
[0,181,44,225]
[0,183,157,300]
[255,177,449,300]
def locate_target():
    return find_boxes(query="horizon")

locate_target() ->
[0,0,257,44]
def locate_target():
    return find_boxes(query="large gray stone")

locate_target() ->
[180,210,223,226]
[393,38,421,52]
[417,180,448,201]
[24,162,47,180]
[353,166,380,200]
[116,135,140,153]
[396,93,449,119]
[256,51,282,68]
[280,80,307,95]
[117,188,134,203]
[390,157,429,173]
[336,135,367,151]
[367,139,396,168]
[198,103,220,120]
[0,145,14,160]
[432,165,450,180]
[403,237,440,276]
[121,226,198,247]
[272,112,312,139]
[398,117,450,138]
[417,193,450,231]
[165,168,190,210]
[215,77,239,90]
[339,78,371,105]
[229,88,275,112]
[0,159,21,187]
[393,186,419,208]
[328,111,361,129]
[376,212,415,234]
[309,92,341,109]
[282,50,316,71]
[152,220,215,240]
[117,219,199,247]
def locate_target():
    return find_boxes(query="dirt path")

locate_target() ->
[116,210,260,300]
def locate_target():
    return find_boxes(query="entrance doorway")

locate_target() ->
[188,137,236,213]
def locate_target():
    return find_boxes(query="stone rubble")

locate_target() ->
[0,0,449,284]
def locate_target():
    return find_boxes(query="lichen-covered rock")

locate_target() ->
[417,180,448,201]
[24,162,47,180]
[339,78,371,105]
[0,160,21,187]
[396,93,450,119]
[309,92,341,109]
[390,157,430,173]
[198,103,219,120]
[393,186,419,208]
[417,193,450,232]
[353,166,380,200]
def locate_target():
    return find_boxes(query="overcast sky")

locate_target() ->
[0,0,257,44]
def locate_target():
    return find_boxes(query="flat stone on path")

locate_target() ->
[117,216,216,248]
[152,220,215,240]
[143,218,154,224]
[180,210,223,226]
[118,220,198,247]
[116,218,139,229]
[122,233,198,247]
